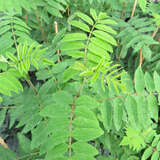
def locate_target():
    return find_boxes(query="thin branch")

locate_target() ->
[138,27,159,66]
[14,151,39,160]
[139,48,143,66]
[130,0,138,18]
[84,23,96,65]
[54,21,61,63]
[158,34,160,42]
[120,0,126,19]
[34,11,47,42]
[68,103,75,158]
[26,79,38,95]
[0,106,17,109]
[11,16,18,50]
[66,6,70,17]
[152,27,159,39]
[24,9,28,24]
[0,137,9,149]
[26,79,42,110]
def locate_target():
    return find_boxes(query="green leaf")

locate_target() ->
[72,142,98,156]
[60,41,85,51]
[42,58,55,66]
[151,151,159,160]
[113,98,123,131]
[76,12,94,25]
[154,71,160,93]
[72,154,96,160]
[145,130,156,143]
[121,73,134,93]
[61,33,87,42]
[52,91,73,106]
[90,8,97,21]
[17,133,31,154]
[17,43,23,61]
[65,50,84,58]
[95,24,117,35]
[38,78,54,96]
[31,121,47,149]
[141,147,152,160]
[6,52,19,64]
[72,127,103,141]
[0,25,10,35]
[92,30,117,46]
[0,96,2,102]
[120,126,146,151]
[75,95,99,109]
[88,42,110,59]
[127,156,139,160]
[0,108,7,126]
[90,37,113,53]
[87,52,102,63]
[98,12,108,19]
[144,72,155,92]
[73,106,104,141]
[125,96,138,128]
[135,67,145,93]
[45,143,68,160]
[136,95,150,129]
[101,101,112,131]
[70,20,90,32]
[63,67,79,83]
[157,141,160,152]
[0,146,17,160]
[147,94,158,123]
[152,136,160,147]
[138,0,147,12]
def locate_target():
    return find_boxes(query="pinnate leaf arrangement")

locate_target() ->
[0,0,160,160]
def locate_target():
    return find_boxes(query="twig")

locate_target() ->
[120,0,126,19]
[26,79,38,95]
[66,6,70,17]
[0,137,9,149]
[84,23,96,65]
[11,16,18,50]
[34,11,47,42]
[158,34,160,42]
[138,27,159,66]
[26,79,42,110]
[54,21,60,63]
[139,48,143,66]
[24,10,28,24]
[131,0,140,65]
[14,151,39,160]
[130,0,138,18]
[152,27,159,38]
[68,103,75,158]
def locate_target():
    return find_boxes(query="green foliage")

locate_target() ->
[60,9,124,92]
[0,0,160,160]
[0,14,35,55]
[7,42,48,77]
[117,16,158,60]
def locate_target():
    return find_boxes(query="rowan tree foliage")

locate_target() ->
[0,0,160,160]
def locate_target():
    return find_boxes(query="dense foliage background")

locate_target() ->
[0,0,160,159]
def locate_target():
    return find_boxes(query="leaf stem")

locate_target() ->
[34,10,47,42]
[0,137,9,149]
[54,21,61,63]
[139,48,143,66]
[84,23,96,65]
[11,16,18,50]
[130,0,138,18]
[26,79,42,110]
